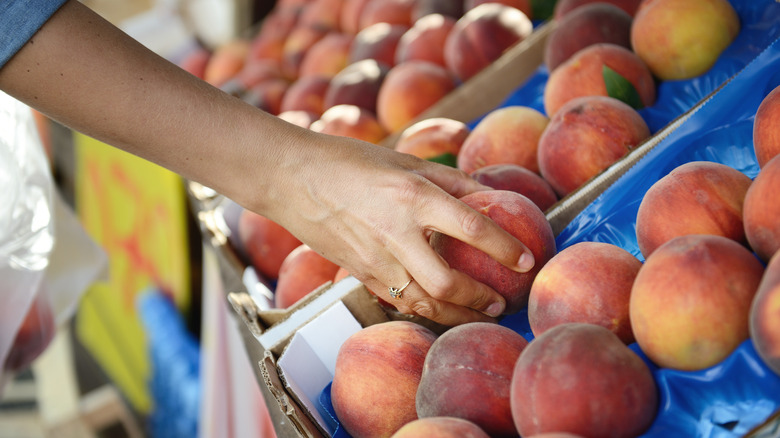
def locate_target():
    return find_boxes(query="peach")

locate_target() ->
[528,241,641,344]
[395,14,456,68]
[298,32,353,79]
[298,0,345,31]
[753,84,780,168]
[376,61,457,133]
[416,322,529,438]
[544,3,633,72]
[232,58,284,90]
[310,104,388,143]
[511,323,658,438]
[243,78,291,115]
[277,109,319,128]
[553,0,642,20]
[469,164,558,212]
[323,59,390,113]
[333,266,351,283]
[444,3,533,83]
[750,251,780,376]
[430,190,557,314]
[464,0,532,18]
[391,417,489,438]
[394,117,470,164]
[412,0,464,21]
[359,0,416,30]
[4,294,55,372]
[278,74,331,115]
[248,32,286,65]
[281,24,330,80]
[340,0,372,35]
[178,45,211,80]
[274,244,341,308]
[543,43,656,117]
[538,95,650,197]
[635,161,752,259]
[349,22,409,67]
[744,155,780,262]
[254,6,300,43]
[238,208,302,280]
[630,0,740,80]
[331,320,438,438]
[204,38,251,87]
[631,234,765,371]
[456,105,548,175]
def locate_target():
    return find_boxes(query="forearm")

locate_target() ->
[0,0,301,213]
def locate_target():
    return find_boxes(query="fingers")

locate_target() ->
[415,163,536,274]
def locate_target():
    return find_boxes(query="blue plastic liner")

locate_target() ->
[318,1,780,436]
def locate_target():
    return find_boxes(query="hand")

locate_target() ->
[244,130,536,327]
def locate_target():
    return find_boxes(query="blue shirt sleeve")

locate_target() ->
[0,0,69,69]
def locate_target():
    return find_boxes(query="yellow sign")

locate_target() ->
[73,132,191,413]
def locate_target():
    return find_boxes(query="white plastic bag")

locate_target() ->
[0,91,107,390]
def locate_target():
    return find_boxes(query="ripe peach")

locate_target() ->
[469,164,558,212]
[376,61,457,133]
[430,190,557,314]
[630,234,765,371]
[238,208,303,281]
[553,0,642,20]
[444,3,533,83]
[630,0,740,80]
[4,294,55,372]
[511,323,658,438]
[538,95,650,197]
[528,241,641,344]
[416,322,529,438]
[391,417,489,438]
[750,251,780,376]
[457,105,548,175]
[744,155,780,262]
[349,22,408,67]
[248,32,286,65]
[412,0,464,21]
[464,0,532,19]
[298,0,345,31]
[394,117,470,163]
[278,75,331,115]
[204,38,251,87]
[233,58,284,90]
[753,84,780,168]
[179,45,211,80]
[395,14,456,68]
[544,3,633,72]
[298,32,353,79]
[277,110,319,128]
[359,0,416,30]
[310,104,388,143]
[340,0,372,35]
[332,321,438,438]
[323,59,390,114]
[635,161,752,259]
[274,244,341,308]
[243,78,291,115]
[281,24,330,79]
[543,43,656,117]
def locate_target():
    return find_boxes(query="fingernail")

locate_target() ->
[486,302,504,317]
[518,252,535,272]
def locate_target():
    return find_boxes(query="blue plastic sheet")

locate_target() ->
[318,1,780,435]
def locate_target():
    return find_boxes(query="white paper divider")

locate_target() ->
[277,300,363,435]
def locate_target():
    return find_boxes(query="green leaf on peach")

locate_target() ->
[427,152,458,168]
[603,65,644,110]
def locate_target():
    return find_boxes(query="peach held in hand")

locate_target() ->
[430,190,557,314]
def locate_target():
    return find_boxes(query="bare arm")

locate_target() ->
[0,0,535,326]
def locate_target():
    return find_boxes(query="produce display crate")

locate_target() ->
[186,1,780,437]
